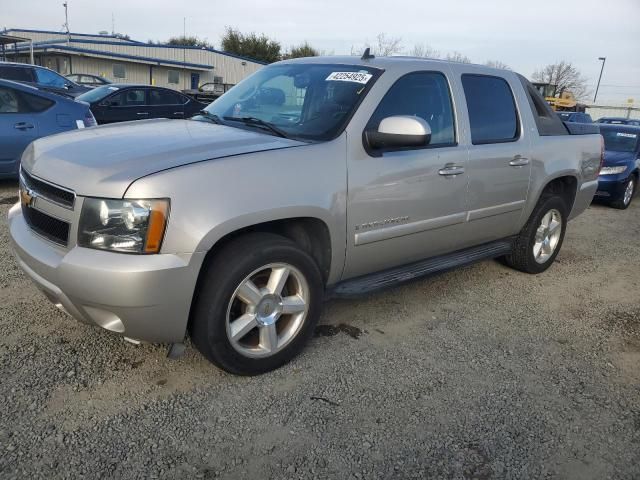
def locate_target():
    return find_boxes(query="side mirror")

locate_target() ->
[365,115,431,150]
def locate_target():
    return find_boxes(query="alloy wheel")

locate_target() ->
[226,263,310,358]
[533,208,562,264]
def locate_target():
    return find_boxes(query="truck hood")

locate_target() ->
[23,119,306,198]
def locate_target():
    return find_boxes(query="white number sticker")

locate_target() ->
[617,132,637,138]
[326,72,372,84]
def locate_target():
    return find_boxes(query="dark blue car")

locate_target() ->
[0,79,96,179]
[595,124,640,209]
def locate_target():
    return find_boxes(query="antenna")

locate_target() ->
[361,47,375,60]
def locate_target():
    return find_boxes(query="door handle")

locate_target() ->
[14,122,35,130]
[509,155,530,167]
[438,165,465,177]
[136,112,149,116]
[173,111,185,115]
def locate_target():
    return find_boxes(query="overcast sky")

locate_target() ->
[3,0,639,103]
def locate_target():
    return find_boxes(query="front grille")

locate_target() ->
[22,204,70,246]
[21,170,75,209]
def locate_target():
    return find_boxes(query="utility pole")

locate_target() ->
[62,2,70,43]
[183,17,187,90]
[112,13,115,36]
[593,57,606,104]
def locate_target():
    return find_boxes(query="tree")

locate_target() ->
[221,27,281,63]
[532,61,589,100]
[445,51,471,63]
[167,35,212,49]
[485,60,510,70]
[284,42,319,59]
[411,43,440,59]
[371,33,403,56]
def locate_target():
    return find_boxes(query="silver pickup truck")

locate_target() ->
[8,55,602,375]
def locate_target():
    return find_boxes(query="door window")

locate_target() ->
[107,89,146,106]
[34,68,68,88]
[366,71,456,148]
[461,74,519,144]
[0,66,35,82]
[0,87,54,113]
[149,89,187,105]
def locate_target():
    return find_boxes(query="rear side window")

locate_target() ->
[107,89,146,106]
[149,89,187,105]
[0,66,35,82]
[0,87,54,113]
[367,71,456,147]
[517,75,567,136]
[35,68,67,88]
[461,74,519,144]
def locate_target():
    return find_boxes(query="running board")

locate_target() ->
[329,240,513,298]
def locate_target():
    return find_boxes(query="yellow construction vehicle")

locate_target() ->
[531,82,586,112]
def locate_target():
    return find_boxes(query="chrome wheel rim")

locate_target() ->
[623,178,634,206]
[533,208,562,264]
[226,263,309,358]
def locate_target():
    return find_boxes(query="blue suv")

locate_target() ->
[595,124,640,209]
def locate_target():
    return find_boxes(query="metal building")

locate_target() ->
[1,28,265,91]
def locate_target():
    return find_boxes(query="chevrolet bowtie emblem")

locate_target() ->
[20,186,36,208]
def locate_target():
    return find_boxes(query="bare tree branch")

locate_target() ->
[411,43,441,59]
[485,60,510,70]
[445,51,472,63]
[532,61,590,101]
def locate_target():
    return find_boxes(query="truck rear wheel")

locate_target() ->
[504,195,568,274]
[190,233,324,375]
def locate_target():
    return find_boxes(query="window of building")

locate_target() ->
[213,76,223,84]
[461,74,519,144]
[366,71,456,148]
[168,70,180,84]
[113,64,126,79]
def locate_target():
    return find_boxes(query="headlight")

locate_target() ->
[78,198,169,253]
[600,166,627,175]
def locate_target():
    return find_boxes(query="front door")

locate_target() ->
[455,71,532,246]
[344,70,469,279]
[96,88,149,123]
[191,73,200,90]
[0,86,39,176]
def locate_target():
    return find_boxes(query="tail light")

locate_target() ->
[597,134,604,175]
[83,110,97,128]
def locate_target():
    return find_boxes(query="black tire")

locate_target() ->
[503,195,568,274]
[190,232,324,375]
[610,175,636,210]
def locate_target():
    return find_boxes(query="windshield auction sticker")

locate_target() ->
[326,72,373,84]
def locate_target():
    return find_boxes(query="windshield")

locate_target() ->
[602,129,639,153]
[76,85,121,103]
[203,63,381,141]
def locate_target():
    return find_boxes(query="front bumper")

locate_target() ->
[8,203,205,343]
[595,174,630,199]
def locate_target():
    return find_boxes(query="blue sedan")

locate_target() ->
[0,79,96,179]
[595,124,640,209]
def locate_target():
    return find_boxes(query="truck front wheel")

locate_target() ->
[504,195,568,274]
[190,233,324,375]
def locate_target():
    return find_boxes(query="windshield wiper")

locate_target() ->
[198,110,223,124]
[223,116,289,139]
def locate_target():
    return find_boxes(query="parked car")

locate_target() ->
[596,117,640,126]
[0,61,90,98]
[8,57,602,375]
[76,84,205,124]
[66,73,112,88]
[556,111,593,123]
[0,79,95,179]
[594,124,639,209]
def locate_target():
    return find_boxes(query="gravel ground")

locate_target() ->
[0,178,639,480]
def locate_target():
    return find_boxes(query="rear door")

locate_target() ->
[455,71,532,246]
[147,88,189,119]
[0,86,52,176]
